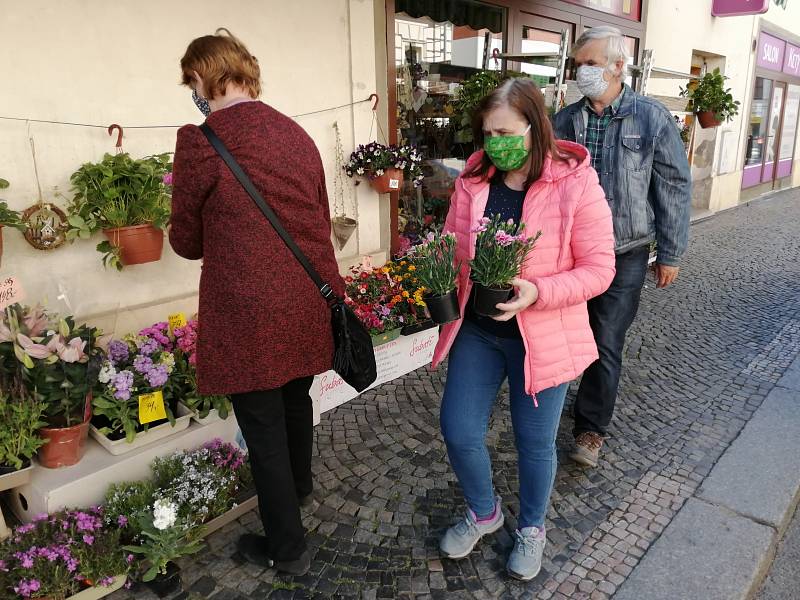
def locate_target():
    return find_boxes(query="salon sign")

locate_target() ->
[756,31,800,77]
[712,0,769,16]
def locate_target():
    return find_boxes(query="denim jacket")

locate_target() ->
[552,85,692,265]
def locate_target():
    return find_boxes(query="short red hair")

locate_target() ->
[180,28,261,99]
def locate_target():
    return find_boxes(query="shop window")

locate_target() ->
[743,77,773,188]
[777,84,800,179]
[394,0,506,251]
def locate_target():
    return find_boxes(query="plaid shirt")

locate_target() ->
[584,88,625,174]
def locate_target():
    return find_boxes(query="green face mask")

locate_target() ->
[484,124,532,171]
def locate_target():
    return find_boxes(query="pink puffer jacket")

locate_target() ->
[431,141,616,396]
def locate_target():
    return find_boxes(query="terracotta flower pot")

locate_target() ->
[38,417,90,469]
[369,168,404,194]
[103,224,164,266]
[696,111,722,129]
[473,283,513,318]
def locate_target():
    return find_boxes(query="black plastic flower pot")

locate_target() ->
[400,319,437,336]
[472,283,513,317]
[424,290,461,325]
[145,562,182,598]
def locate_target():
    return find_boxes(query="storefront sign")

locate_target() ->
[757,32,786,71]
[712,0,770,16]
[784,43,800,77]
[560,0,642,22]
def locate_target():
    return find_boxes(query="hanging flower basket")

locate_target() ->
[370,168,404,194]
[696,110,722,129]
[103,224,164,266]
[331,215,358,250]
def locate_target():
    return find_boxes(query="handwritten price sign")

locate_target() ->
[0,277,24,310]
[168,312,187,333]
[138,390,167,424]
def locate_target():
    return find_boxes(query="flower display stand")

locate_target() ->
[5,416,241,523]
[312,327,439,420]
[0,463,34,540]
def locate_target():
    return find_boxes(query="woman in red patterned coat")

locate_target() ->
[169,30,343,576]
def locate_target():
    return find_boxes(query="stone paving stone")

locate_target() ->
[106,190,800,599]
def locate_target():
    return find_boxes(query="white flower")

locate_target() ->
[376,169,385,176]
[161,352,175,373]
[98,361,116,384]
[356,167,364,175]
[152,499,177,530]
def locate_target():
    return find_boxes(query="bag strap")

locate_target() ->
[199,123,336,304]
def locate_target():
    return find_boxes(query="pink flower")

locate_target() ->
[162,172,173,186]
[23,306,49,337]
[16,334,52,359]
[495,231,515,247]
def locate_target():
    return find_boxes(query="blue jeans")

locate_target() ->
[440,320,569,529]
[574,245,649,436]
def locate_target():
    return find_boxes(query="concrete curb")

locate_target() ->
[614,355,800,600]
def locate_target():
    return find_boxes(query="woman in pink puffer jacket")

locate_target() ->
[433,78,615,580]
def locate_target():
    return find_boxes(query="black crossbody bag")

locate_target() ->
[199,123,377,392]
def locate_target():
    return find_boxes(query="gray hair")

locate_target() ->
[572,26,630,78]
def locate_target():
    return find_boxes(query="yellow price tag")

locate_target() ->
[139,391,167,424]
[168,312,187,333]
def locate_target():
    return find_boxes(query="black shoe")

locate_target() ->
[274,549,311,576]
[236,534,311,576]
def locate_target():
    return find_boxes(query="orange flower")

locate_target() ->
[407,265,416,271]
[392,295,403,304]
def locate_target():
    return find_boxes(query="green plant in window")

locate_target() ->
[451,71,505,142]
[680,68,740,123]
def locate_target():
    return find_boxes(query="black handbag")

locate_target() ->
[199,123,377,392]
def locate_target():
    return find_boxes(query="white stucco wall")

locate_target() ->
[0,0,389,335]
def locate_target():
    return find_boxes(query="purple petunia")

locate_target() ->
[108,340,129,364]
[133,355,154,375]
[113,371,134,401]
[118,515,128,527]
[145,364,169,388]
[13,578,41,598]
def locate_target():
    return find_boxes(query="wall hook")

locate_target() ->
[369,93,379,111]
[107,124,124,151]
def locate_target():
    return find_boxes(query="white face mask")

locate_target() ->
[576,65,610,100]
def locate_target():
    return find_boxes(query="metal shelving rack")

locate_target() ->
[491,29,570,113]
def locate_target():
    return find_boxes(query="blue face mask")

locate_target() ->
[192,89,211,117]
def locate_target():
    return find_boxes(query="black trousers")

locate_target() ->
[574,246,650,437]
[231,376,314,561]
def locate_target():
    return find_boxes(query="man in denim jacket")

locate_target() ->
[553,26,691,467]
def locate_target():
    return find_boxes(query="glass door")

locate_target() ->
[777,84,800,180]
[517,14,577,109]
[742,77,773,188]
[762,82,786,183]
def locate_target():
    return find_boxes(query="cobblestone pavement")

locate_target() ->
[111,189,800,600]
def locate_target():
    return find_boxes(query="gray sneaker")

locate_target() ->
[439,496,504,559]
[507,527,546,580]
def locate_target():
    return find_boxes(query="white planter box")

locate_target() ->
[176,401,223,426]
[0,463,34,492]
[202,495,258,538]
[89,414,192,456]
[67,574,126,599]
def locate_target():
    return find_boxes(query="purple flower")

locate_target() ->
[162,172,173,186]
[137,338,159,355]
[113,370,134,401]
[13,578,41,598]
[108,340,129,364]
[15,523,35,535]
[133,355,154,374]
[118,515,128,527]
[495,231,515,247]
[33,513,48,522]
[145,364,169,388]
[0,560,6,572]
[126,554,135,564]
[100,576,115,587]
[83,534,94,545]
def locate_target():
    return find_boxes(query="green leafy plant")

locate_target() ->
[67,153,172,269]
[408,231,461,297]
[122,499,204,582]
[451,71,504,143]
[0,178,26,231]
[104,480,157,543]
[0,392,46,469]
[680,68,740,123]
[469,215,541,289]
